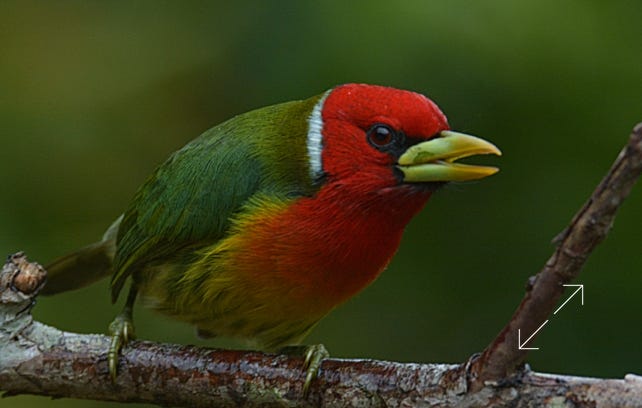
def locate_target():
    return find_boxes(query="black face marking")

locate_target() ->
[366,123,440,161]
[365,125,444,190]
[392,167,446,192]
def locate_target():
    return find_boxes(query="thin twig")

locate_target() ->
[468,123,642,390]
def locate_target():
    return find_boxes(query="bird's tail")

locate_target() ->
[41,216,122,295]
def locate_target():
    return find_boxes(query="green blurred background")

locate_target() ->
[1,1,640,406]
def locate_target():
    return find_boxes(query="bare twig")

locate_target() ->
[469,123,642,390]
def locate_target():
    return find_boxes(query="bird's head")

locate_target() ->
[306,83,501,197]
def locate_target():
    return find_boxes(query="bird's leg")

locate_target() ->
[279,344,329,397]
[108,284,137,382]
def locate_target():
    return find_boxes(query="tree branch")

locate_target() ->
[468,123,642,390]
[2,123,641,407]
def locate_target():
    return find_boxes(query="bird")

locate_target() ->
[43,83,501,395]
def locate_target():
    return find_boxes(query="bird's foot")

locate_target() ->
[280,344,329,397]
[107,313,135,382]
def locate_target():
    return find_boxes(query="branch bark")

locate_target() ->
[468,123,642,390]
[1,123,641,407]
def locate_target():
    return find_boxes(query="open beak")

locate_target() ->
[396,130,501,182]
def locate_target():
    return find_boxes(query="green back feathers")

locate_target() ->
[110,93,325,301]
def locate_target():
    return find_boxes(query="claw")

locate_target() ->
[107,313,135,382]
[302,344,328,396]
[280,344,329,397]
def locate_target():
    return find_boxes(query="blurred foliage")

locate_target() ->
[1,1,641,407]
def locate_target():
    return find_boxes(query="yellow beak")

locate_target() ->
[396,130,501,182]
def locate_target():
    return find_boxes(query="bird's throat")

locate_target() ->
[232,184,432,313]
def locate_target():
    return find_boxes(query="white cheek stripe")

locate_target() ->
[306,90,331,181]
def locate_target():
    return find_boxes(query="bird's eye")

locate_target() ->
[367,124,397,148]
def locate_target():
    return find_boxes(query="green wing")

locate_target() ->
[110,125,262,301]
[110,96,322,302]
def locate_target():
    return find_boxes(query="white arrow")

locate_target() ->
[553,284,584,315]
[518,319,549,350]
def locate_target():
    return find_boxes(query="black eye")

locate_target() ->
[367,124,398,148]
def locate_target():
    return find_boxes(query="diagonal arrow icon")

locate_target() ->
[518,284,585,351]
[553,284,584,315]
[518,320,549,350]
